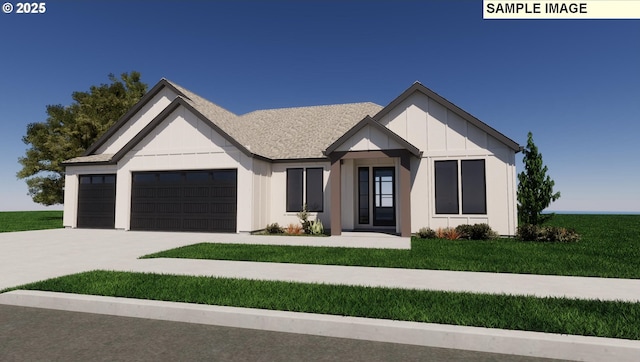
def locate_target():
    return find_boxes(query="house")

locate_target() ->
[62,79,521,236]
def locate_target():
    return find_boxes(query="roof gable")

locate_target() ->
[325,116,421,157]
[373,82,520,152]
[84,79,186,156]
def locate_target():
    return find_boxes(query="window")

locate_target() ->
[461,160,486,214]
[286,168,304,212]
[435,159,486,215]
[435,161,459,214]
[286,167,324,212]
[358,167,369,224]
[306,168,324,212]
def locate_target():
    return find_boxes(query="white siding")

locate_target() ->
[251,159,271,231]
[96,87,178,154]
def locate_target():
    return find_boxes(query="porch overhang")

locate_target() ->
[328,149,414,238]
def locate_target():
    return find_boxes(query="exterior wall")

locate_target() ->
[380,92,518,235]
[251,158,271,231]
[111,106,252,232]
[269,161,331,229]
[96,87,178,154]
[63,164,118,228]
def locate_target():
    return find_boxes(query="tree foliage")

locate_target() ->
[517,131,560,225]
[17,72,147,205]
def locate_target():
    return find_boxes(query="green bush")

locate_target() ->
[310,219,324,235]
[265,223,284,234]
[517,224,580,242]
[456,224,499,240]
[416,227,436,239]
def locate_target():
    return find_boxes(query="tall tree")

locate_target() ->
[517,131,561,225]
[17,72,147,205]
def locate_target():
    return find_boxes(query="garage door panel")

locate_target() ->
[131,169,237,233]
[77,174,116,229]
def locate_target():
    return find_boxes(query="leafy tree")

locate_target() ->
[17,72,147,205]
[517,131,560,225]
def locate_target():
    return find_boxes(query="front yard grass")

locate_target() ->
[143,214,640,279]
[0,210,63,233]
[5,270,640,340]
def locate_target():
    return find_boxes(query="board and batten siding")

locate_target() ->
[251,158,271,231]
[379,92,518,235]
[96,86,178,155]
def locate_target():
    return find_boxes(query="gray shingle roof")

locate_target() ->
[64,153,114,164]
[166,80,383,159]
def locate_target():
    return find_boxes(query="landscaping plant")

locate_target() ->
[297,204,311,234]
[455,224,499,240]
[265,223,284,234]
[285,223,303,235]
[517,131,560,225]
[416,227,436,239]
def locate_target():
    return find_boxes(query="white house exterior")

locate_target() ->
[63,79,520,236]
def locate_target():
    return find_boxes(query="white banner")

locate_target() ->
[483,0,640,19]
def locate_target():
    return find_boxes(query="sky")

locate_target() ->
[0,1,638,213]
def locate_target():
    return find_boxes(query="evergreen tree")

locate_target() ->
[517,132,560,225]
[17,72,147,205]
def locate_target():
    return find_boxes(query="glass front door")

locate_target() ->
[373,167,395,226]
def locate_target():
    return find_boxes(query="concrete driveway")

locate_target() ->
[0,229,214,290]
[0,228,410,290]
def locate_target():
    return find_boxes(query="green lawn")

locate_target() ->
[143,214,640,279]
[0,210,63,233]
[6,270,639,340]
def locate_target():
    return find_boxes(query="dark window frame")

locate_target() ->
[305,168,324,212]
[434,159,487,215]
[286,167,324,213]
[461,159,487,214]
[434,160,459,214]
[286,168,304,212]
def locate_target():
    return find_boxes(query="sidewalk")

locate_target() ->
[110,258,640,302]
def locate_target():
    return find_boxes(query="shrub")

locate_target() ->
[456,223,499,240]
[416,227,436,239]
[285,223,303,235]
[265,223,284,234]
[517,224,580,242]
[297,204,311,234]
[310,219,324,235]
[436,227,460,240]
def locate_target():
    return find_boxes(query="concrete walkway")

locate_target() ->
[2,228,640,361]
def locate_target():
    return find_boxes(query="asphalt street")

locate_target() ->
[0,305,568,362]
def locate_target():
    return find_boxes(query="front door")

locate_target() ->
[373,167,395,226]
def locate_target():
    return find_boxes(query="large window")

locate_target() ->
[435,159,486,215]
[461,160,487,214]
[305,168,324,212]
[286,168,324,212]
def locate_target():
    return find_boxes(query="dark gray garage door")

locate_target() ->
[77,174,116,229]
[130,169,237,232]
